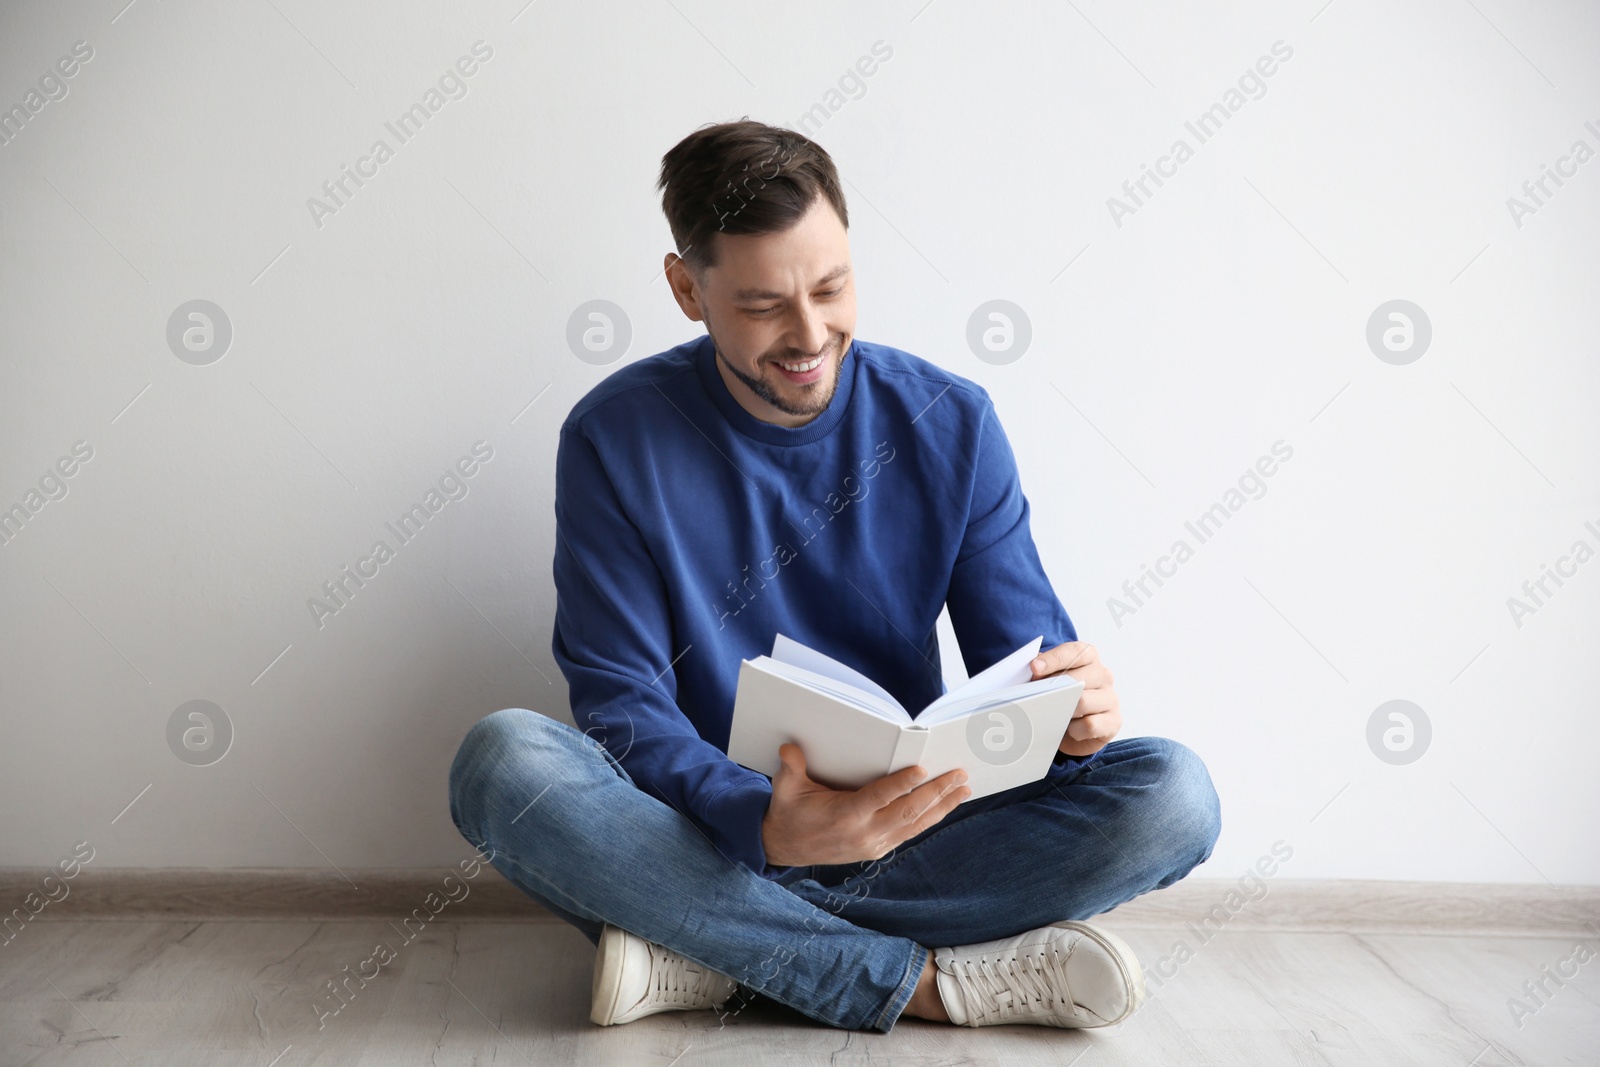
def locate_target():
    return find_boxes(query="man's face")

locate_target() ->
[665,194,856,428]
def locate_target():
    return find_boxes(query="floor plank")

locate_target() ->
[1355,932,1600,1067]
[2,919,1595,1066]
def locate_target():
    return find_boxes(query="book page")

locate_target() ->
[726,663,907,786]
[746,657,909,724]
[918,672,1082,726]
[770,633,905,713]
[916,677,1085,801]
[917,636,1044,722]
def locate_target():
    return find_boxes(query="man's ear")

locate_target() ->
[664,253,706,322]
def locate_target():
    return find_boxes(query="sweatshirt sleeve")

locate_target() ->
[944,397,1078,675]
[551,423,785,879]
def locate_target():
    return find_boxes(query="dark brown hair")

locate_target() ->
[656,118,849,275]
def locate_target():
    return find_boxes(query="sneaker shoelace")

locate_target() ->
[650,946,721,1008]
[951,945,1080,1024]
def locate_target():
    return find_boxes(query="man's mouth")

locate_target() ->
[777,354,824,373]
[771,348,829,384]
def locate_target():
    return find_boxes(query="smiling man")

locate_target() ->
[448,119,1221,1035]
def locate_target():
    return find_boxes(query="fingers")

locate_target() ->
[1058,734,1109,758]
[1031,641,1097,679]
[1067,709,1120,742]
[773,742,809,787]
[1072,686,1119,718]
[882,772,971,847]
[858,762,940,809]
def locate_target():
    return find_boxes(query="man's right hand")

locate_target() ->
[760,742,972,867]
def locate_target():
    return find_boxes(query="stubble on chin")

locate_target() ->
[719,334,848,419]
[756,340,847,418]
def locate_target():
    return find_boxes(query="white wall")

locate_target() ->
[1,0,1595,885]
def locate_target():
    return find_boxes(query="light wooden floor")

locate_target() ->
[3,917,1596,1065]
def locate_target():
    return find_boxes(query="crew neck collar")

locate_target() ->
[691,333,859,446]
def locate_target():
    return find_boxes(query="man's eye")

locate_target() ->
[746,289,838,315]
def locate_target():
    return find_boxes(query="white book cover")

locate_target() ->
[726,634,1086,802]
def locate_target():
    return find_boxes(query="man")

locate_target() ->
[448,119,1221,1034]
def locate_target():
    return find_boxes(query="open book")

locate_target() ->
[726,634,1085,802]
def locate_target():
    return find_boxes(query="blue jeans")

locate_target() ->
[448,707,1221,1033]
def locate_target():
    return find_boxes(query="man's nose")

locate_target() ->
[789,302,830,357]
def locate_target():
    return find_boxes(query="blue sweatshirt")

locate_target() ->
[551,332,1078,880]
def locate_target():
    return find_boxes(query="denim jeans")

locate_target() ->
[448,707,1221,1033]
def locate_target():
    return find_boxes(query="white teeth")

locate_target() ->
[777,355,824,373]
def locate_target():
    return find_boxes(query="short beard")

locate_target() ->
[711,330,847,419]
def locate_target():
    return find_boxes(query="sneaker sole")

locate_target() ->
[590,923,633,1026]
[1050,920,1147,1027]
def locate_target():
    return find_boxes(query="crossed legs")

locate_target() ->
[447,707,1221,1032]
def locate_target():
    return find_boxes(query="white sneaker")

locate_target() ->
[589,923,739,1026]
[933,920,1145,1028]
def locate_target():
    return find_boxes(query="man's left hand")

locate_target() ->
[1030,642,1121,758]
